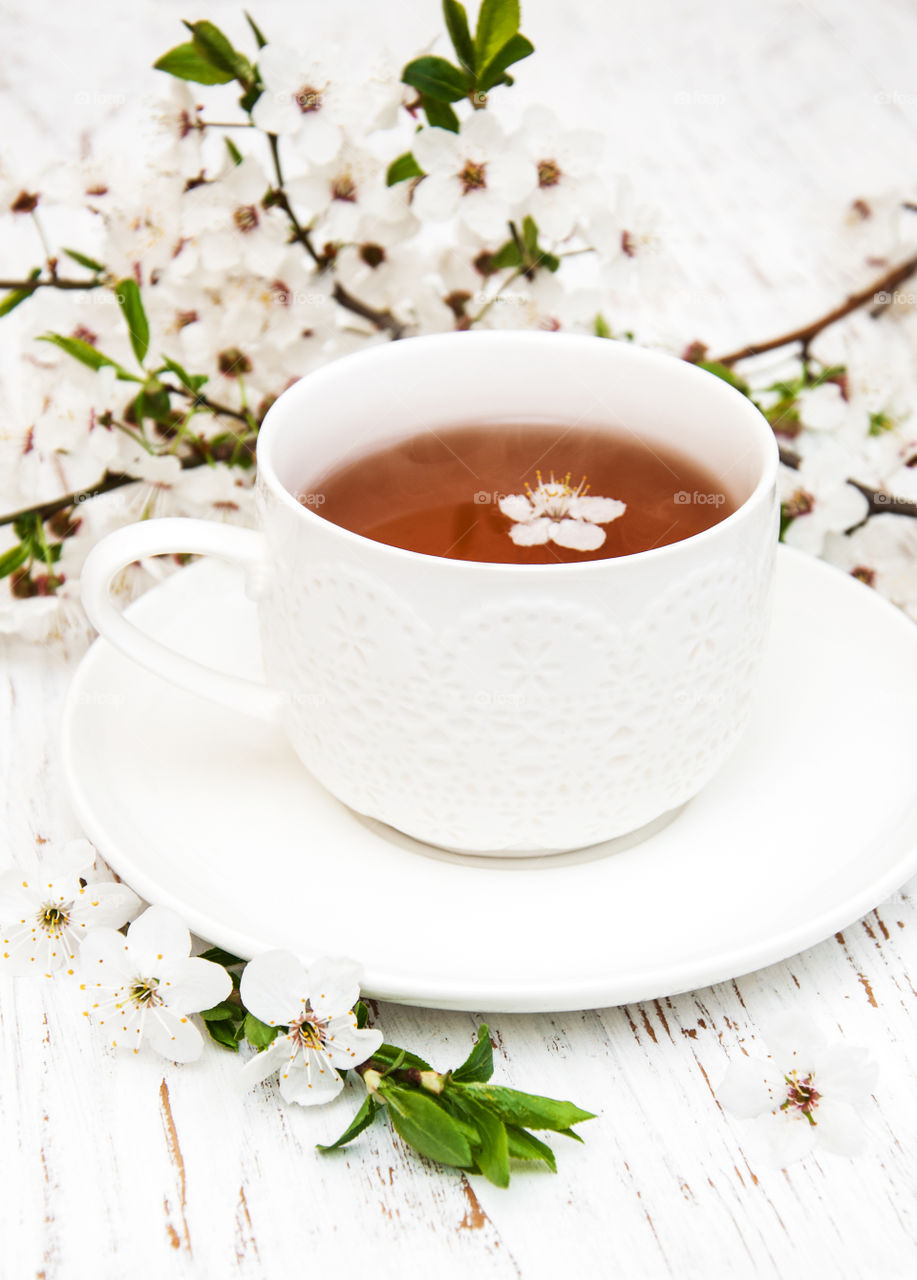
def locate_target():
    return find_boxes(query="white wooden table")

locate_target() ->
[3,1,917,1275]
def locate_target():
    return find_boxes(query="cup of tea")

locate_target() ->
[81,332,778,855]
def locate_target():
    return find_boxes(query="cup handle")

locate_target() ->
[80,517,283,723]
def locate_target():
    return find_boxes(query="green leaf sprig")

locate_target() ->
[400,0,534,138]
[325,1022,595,1186]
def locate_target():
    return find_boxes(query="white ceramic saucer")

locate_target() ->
[61,547,917,1013]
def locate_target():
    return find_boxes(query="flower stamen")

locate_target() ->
[780,1070,821,1125]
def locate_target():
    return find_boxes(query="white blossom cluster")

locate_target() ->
[0,17,915,640]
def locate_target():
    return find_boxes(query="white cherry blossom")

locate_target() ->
[411,114,536,239]
[823,513,917,619]
[251,45,345,163]
[779,438,870,555]
[499,471,626,550]
[181,157,289,277]
[718,1015,878,1164]
[0,839,140,975]
[514,105,605,239]
[80,905,231,1061]
[240,952,383,1106]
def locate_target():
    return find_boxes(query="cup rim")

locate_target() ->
[256,331,778,573]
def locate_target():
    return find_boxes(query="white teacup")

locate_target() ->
[81,332,778,855]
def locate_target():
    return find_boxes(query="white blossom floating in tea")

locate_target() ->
[499,471,626,550]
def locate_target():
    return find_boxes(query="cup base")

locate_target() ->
[355,805,685,868]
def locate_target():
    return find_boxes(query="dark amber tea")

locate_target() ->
[301,422,736,564]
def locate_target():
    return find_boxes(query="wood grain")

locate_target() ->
[3,0,917,1276]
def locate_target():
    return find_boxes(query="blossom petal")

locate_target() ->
[144,1006,204,1063]
[70,882,142,933]
[756,1111,818,1165]
[411,126,462,173]
[508,517,552,545]
[322,1014,384,1069]
[459,110,504,152]
[551,518,606,551]
[0,922,51,974]
[411,173,461,222]
[812,1098,867,1156]
[300,117,343,166]
[717,1058,777,1119]
[0,877,38,922]
[52,839,96,879]
[256,44,306,93]
[79,926,135,988]
[241,1037,295,1091]
[127,905,191,972]
[569,495,626,524]
[240,950,308,1026]
[279,1047,344,1105]
[251,93,300,138]
[498,493,534,522]
[307,956,363,1018]
[488,152,537,203]
[161,956,232,1015]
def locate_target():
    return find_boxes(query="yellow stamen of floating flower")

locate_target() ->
[524,470,592,518]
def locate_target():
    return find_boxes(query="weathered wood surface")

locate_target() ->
[3,0,917,1276]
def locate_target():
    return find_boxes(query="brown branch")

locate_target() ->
[162,382,254,427]
[331,281,406,340]
[0,458,210,529]
[778,443,917,520]
[265,133,406,339]
[0,277,103,293]
[715,254,917,367]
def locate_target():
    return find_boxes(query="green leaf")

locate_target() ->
[541,252,560,273]
[244,1012,281,1050]
[452,1024,494,1084]
[696,360,749,395]
[371,1042,433,1072]
[244,9,268,48]
[505,1124,557,1172]
[449,1093,509,1187]
[198,945,245,967]
[317,1094,382,1152]
[402,56,471,103]
[521,214,538,255]
[354,999,369,1030]
[184,20,255,87]
[386,151,424,186]
[238,82,263,115]
[115,279,150,366]
[594,313,612,339]
[63,248,105,274]
[421,96,460,131]
[133,382,173,425]
[37,333,141,382]
[490,240,522,269]
[443,0,476,72]
[158,355,208,394]
[225,136,244,166]
[198,1000,240,1021]
[0,268,41,319]
[451,1083,595,1132]
[380,1083,473,1168]
[0,542,29,579]
[869,410,895,436]
[204,1018,244,1050]
[474,0,520,67]
[380,1048,407,1077]
[154,42,235,84]
[478,33,534,92]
